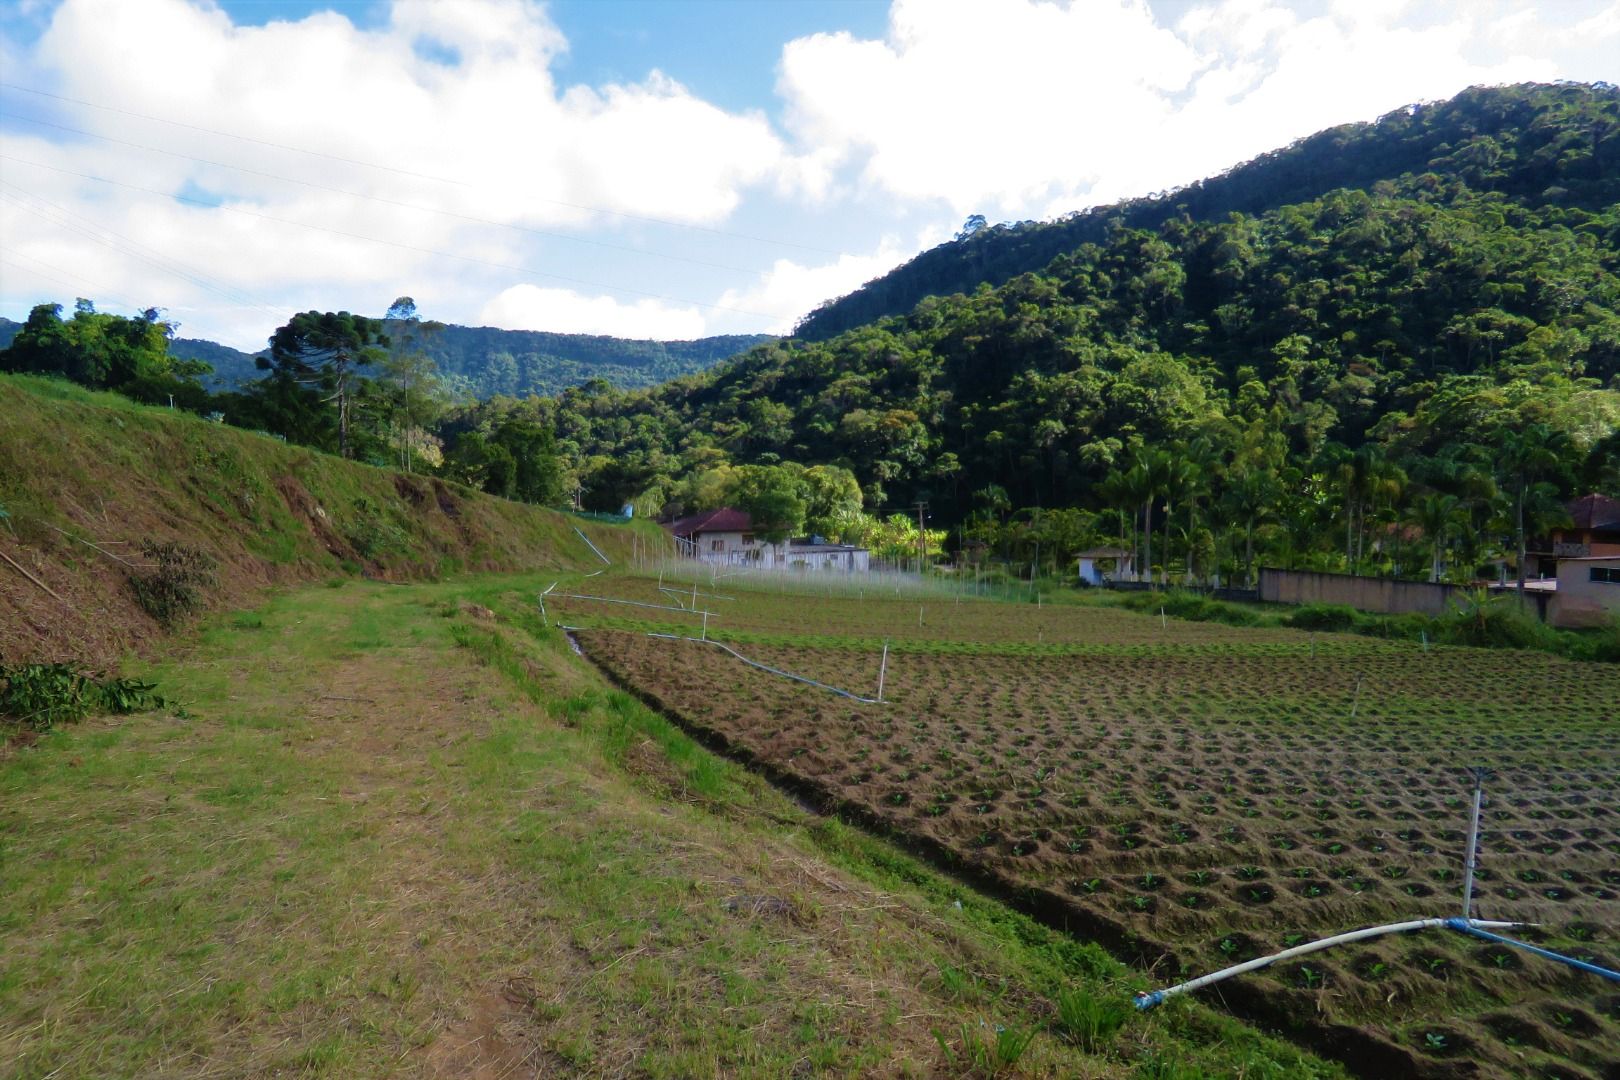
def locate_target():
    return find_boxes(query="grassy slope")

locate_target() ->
[0,374,657,668]
[0,572,1342,1078]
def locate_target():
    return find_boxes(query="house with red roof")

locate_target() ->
[666,508,758,561]
[1531,493,1620,578]
[664,508,870,571]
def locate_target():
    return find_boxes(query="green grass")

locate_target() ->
[0,572,1344,1078]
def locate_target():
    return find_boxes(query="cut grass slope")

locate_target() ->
[0,374,661,668]
[0,574,1341,1078]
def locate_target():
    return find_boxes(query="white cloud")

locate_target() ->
[717,233,927,334]
[779,0,1202,214]
[0,0,794,346]
[478,283,708,340]
[1572,5,1620,39]
[776,0,1561,217]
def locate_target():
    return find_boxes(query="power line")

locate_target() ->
[0,80,843,255]
[0,182,291,330]
[0,252,140,313]
[1,154,789,325]
[0,110,774,278]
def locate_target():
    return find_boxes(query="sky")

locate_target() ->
[0,0,1616,350]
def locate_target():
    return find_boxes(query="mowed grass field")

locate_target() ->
[560,572,1620,1080]
[0,572,1342,1079]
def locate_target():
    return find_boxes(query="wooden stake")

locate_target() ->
[0,549,69,606]
[877,640,890,703]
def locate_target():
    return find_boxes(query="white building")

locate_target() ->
[1076,546,1136,585]
[665,508,870,572]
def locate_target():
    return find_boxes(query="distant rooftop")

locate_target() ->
[1567,493,1620,532]
[665,507,753,537]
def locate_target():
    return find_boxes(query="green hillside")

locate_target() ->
[0,373,657,668]
[796,82,1620,341]
[532,82,1618,586]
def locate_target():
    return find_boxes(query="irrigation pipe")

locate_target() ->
[658,586,735,602]
[1444,918,1620,982]
[554,592,717,618]
[1134,918,1524,1010]
[573,526,611,565]
[646,632,884,704]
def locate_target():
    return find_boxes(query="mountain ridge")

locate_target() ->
[795,81,1620,341]
[0,314,772,398]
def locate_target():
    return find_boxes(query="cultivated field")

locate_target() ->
[562,574,1620,1079]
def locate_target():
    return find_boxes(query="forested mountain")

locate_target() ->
[531,83,1618,585]
[10,315,771,397]
[410,325,772,397]
[169,337,261,386]
[797,82,1620,340]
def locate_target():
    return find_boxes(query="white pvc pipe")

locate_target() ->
[1136,918,1523,1009]
[556,593,716,617]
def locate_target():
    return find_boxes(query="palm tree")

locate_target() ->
[1173,437,1222,583]
[1128,447,1175,585]
[1497,424,1571,603]
[1222,467,1279,588]
[1410,492,1463,582]
[1097,469,1142,579]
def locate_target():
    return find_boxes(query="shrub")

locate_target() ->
[129,540,217,626]
[1121,589,1261,627]
[347,496,407,559]
[1284,603,1359,632]
[1432,596,1562,651]
[1,663,166,731]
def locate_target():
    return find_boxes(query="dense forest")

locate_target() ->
[4,82,1617,589]
[797,82,1620,340]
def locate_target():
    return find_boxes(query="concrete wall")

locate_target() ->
[1258,568,1462,618]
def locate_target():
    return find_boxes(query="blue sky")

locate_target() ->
[1,0,1615,349]
[205,0,892,112]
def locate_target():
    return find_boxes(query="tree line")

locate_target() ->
[0,297,564,508]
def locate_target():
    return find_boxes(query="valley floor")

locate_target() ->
[0,573,1336,1079]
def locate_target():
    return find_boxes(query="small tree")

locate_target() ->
[381,297,449,472]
